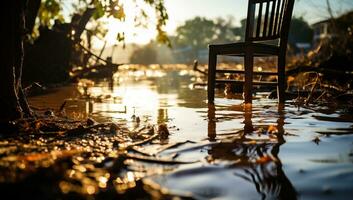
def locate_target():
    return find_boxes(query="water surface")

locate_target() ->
[4,66,353,199]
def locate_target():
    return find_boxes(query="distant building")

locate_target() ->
[294,42,311,55]
[172,46,193,63]
[312,19,336,45]
[197,49,209,63]
[173,46,242,64]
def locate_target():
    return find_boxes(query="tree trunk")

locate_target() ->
[25,0,41,34]
[73,8,96,42]
[0,0,31,122]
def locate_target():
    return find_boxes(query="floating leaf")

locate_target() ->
[256,155,273,164]
[267,125,278,134]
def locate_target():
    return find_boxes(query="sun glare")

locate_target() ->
[97,0,176,47]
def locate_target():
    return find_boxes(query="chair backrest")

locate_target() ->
[245,0,295,48]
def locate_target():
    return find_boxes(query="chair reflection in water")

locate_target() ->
[206,0,296,197]
[207,104,296,199]
[207,0,295,104]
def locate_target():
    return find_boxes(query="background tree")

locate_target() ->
[129,43,158,65]
[174,17,218,59]
[232,19,247,41]
[288,16,313,46]
[232,17,313,46]
[22,0,170,85]
[0,0,31,121]
[174,16,236,61]
[0,0,169,122]
[213,17,237,43]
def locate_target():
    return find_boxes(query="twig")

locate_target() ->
[286,65,353,77]
[77,43,124,67]
[193,60,207,75]
[315,91,327,102]
[154,141,196,155]
[130,146,154,156]
[163,142,218,154]
[59,101,67,112]
[320,83,346,92]
[305,74,320,105]
[63,123,113,136]
[125,134,159,149]
[130,141,197,157]
[124,153,198,164]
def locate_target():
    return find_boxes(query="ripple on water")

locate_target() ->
[1,68,350,199]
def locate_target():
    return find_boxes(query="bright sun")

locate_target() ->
[95,0,176,48]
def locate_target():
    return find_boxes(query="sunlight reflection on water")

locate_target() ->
[24,65,353,199]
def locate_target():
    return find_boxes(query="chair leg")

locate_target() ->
[277,55,286,104]
[207,104,216,141]
[208,50,217,103]
[244,52,253,104]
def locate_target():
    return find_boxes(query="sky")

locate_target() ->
[164,0,353,26]
[97,0,353,47]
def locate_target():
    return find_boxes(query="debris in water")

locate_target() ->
[136,116,140,124]
[59,101,67,113]
[267,125,278,134]
[86,118,96,126]
[44,110,55,117]
[256,155,273,164]
[157,124,169,139]
[312,136,321,145]
[322,185,333,194]
[110,123,119,134]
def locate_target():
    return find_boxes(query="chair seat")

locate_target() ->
[215,69,278,76]
[215,79,278,86]
[209,42,280,56]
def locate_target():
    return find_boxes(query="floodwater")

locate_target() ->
[1,65,353,199]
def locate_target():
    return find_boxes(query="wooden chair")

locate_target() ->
[208,0,295,104]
